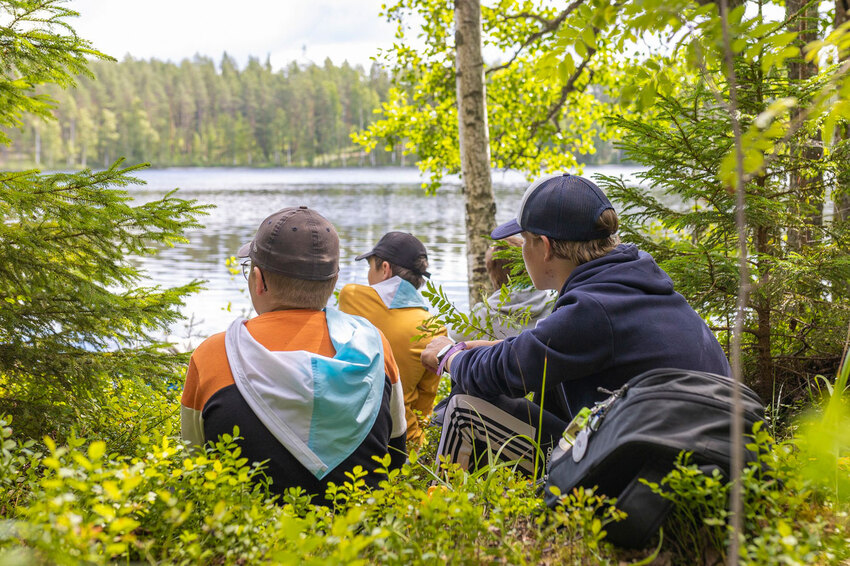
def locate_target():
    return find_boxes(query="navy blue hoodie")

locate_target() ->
[450,244,731,419]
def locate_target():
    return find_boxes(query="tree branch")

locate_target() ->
[486,0,585,75]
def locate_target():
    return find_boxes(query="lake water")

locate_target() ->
[127,166,645,348]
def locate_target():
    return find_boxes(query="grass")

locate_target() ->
[0,352,849,564]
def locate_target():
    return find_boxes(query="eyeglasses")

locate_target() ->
[241,259,268,291]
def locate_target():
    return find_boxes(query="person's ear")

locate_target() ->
[253,266,267,295]
[540,235,554,261]
[380,260,392,279]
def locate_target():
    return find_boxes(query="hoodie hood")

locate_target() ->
[371,276,430,310]
[485,288,555,319]
[224,307,385,479]
[448,287,555,341]
[562,244,674,297]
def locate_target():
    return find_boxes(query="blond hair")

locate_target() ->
[529,209,621,265]
[486,235,523,290]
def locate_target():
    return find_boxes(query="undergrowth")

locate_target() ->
[0,352,850,566]
[0,409,624,565]
[0,369,848,565]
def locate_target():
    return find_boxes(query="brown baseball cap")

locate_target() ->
[238,206,339,281]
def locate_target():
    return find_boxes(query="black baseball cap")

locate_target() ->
[491,173,615,241]
[355,232,431,278]
[238,206,339,281]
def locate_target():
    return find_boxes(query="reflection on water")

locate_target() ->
[127,166,645,346]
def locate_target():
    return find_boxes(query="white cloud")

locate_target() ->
[67,0,397,69]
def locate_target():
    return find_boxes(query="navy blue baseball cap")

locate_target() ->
[491,173,615,241]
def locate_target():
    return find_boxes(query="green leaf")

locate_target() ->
[742,147,765,176]
[88,441,106,461]
[770,31,798,50]
[108,517,140,534]
[731,38,747,54]
[561,53,576,77]
[575,40,588,59]
[639,82,657,110]
[581,27,596,50]
[822,114,837,148]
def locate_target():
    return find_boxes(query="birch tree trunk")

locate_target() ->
[455,0,497,305]
[836,0,850,222]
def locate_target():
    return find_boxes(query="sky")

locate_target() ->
[67,0,400,70]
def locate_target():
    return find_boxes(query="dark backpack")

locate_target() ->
[543,368,765,548]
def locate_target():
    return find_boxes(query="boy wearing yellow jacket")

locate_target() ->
[339,232,446,448]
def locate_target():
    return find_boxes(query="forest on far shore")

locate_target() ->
[0,53,625,170]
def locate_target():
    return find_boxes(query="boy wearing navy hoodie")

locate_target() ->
[421,174,730,474]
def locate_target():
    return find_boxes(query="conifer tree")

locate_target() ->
[598,59,850,401]
[0,0,206,439]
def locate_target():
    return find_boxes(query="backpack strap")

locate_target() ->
[604,460,726,548]
[603,459,674,548]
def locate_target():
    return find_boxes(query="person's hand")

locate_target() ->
[421,336,454,374]
[421,338,502,374]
